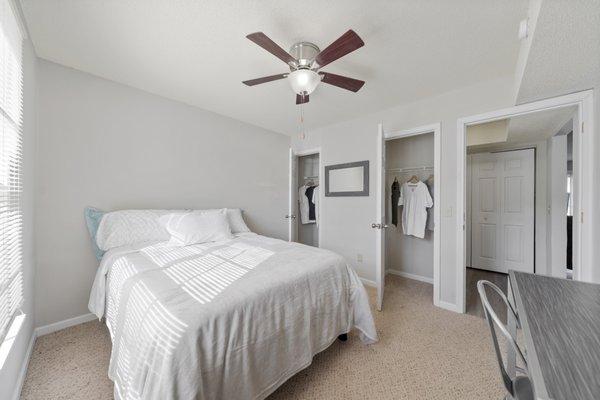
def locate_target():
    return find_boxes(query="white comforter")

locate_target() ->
[88,233,377,400]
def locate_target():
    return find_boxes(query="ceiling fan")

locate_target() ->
[242,30,365,105]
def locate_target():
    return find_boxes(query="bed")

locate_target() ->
[88,230,377,400]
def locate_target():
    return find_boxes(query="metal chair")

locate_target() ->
[477,280,534,400]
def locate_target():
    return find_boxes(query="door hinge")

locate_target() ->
[581,211,584,223]
[582,122,584,133]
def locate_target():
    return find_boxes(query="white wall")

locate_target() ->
[385,134,434,280]
[34,60,290,327]
[0,40,37,400]
[547,135,568,277]
[466,119,508,146]
[293,76,514,306]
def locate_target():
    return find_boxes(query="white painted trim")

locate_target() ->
[294,147,320,157]
[387,269,433,284]
[457,90,595,313]
[11,330,35,400]
[290,147,322,248]
[11,313,99,399]
[34,313,97,337]
[437,300,462,313]
[360,277,377,288]
[382,122,442,309]
[7,0,29,39]
[383,122,441,140]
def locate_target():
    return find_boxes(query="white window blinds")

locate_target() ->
[0,0,24,343]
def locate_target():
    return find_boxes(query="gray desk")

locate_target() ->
[509,271,600,400]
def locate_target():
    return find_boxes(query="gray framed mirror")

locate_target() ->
[325,161,369,197]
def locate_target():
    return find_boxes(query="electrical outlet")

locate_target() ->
[357,254,363,263]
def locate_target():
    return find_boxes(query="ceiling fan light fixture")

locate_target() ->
[288,69,320,95]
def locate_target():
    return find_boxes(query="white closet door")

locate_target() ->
[288,148,298,242]
[472,153,501,272]
[500,149,534,273]
[471,149,534,273]
[375,124,385,311]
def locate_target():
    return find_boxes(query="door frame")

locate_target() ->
[377,122,442,309]
[456,90,594,313]
[289,147,322,247]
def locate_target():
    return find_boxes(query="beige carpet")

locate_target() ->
[21,276,504,399]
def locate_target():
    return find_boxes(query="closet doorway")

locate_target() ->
[374,123,441,311]
[287,148,321,247]
[457,90,595,314]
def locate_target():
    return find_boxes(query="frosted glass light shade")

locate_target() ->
[288,69,320,95]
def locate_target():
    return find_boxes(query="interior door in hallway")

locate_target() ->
[471,149,534,273]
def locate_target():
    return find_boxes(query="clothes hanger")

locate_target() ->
[408,175,419,184]
[426,174,434,184]
[393,176,398,183]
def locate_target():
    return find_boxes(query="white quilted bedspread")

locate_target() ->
[89,233,377,400]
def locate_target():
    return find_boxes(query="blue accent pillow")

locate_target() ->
[84,207,106,261]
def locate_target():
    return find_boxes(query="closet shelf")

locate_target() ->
[386,165,433,173]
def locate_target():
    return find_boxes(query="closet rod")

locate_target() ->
[386,165,433,173]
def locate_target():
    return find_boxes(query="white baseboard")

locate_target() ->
[435,300,462,313]
[34,313,97,337]
[387,269,433,284]
[11,313,98,400]
[359,277,377,288]
[11,330,36,400]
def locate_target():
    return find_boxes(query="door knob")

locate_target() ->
[285,214,296,219]
[371,223,383,229]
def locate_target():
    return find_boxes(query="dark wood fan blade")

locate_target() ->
[319,72,365,92]
[296,93,309,104]
[314,30,364,69]
[246,32,296,65]
[242,73,288,86]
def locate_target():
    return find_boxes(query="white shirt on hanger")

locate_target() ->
[298,185,310,224]
[398,181,433,238]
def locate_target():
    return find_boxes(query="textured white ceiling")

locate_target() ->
[21,0,527,135]
[516,0,600,104]
[507,105,576,143]
[468,106,576,152]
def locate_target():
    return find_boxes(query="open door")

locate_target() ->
[571,110,581,281]
[374,124,386,311]
[287,148,298,241]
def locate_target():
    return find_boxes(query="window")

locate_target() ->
[0,0,24,343]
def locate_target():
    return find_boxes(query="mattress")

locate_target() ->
[88,233,377,400]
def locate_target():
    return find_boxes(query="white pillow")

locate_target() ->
[159,210,233,246]
[201,208,251,233]
[96,209,176,251]
[225,208,251,233]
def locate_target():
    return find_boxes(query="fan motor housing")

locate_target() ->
[289,42,320,70]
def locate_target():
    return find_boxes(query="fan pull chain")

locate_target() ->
[299,102,306,140]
